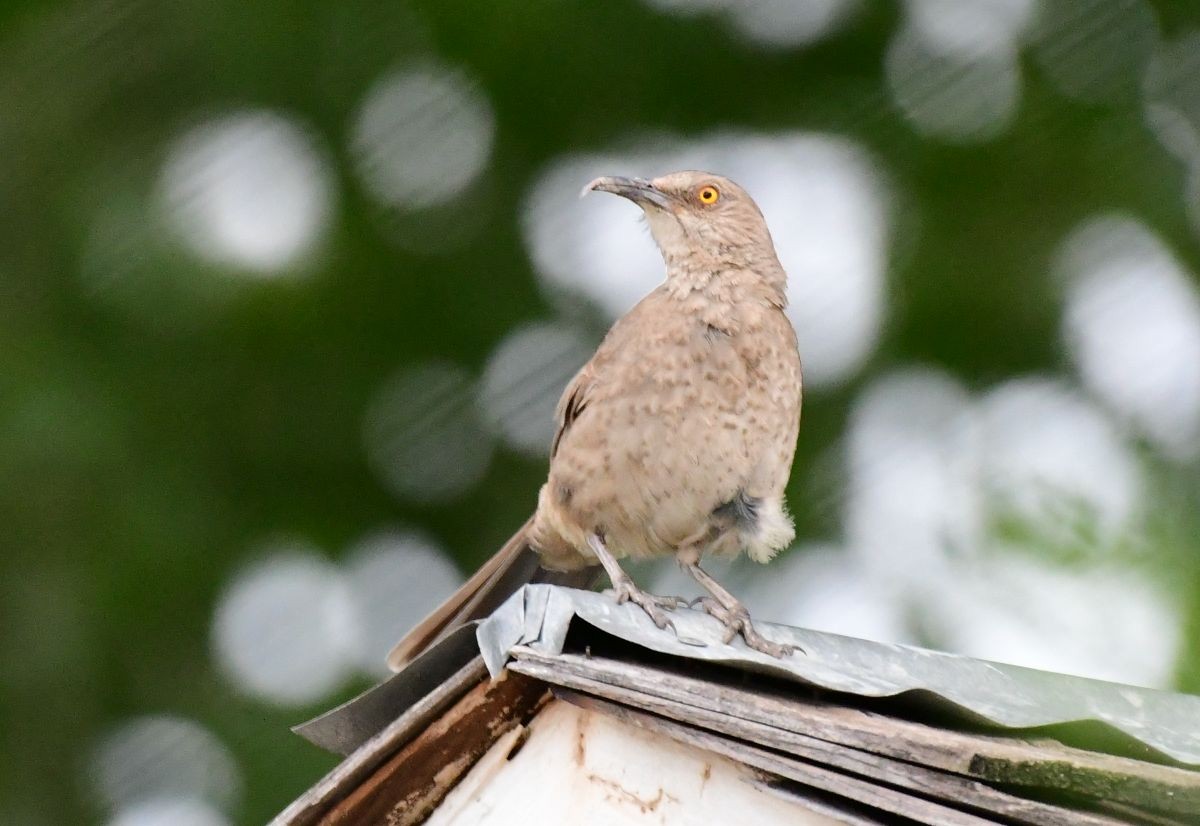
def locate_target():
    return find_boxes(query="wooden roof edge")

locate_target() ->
[274,584,1200,824]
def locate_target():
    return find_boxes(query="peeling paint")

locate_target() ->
[574,707,590,766]
[422,700,835,824]
[585,774,667,813]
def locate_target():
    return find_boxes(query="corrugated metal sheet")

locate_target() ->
[476,584,1200,767]
[284,584,1200,825]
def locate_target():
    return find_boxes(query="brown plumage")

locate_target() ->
[388,171,802,669]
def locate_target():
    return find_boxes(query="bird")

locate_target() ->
[388,170,802,668]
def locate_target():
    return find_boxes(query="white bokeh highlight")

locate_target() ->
[641,0,858,48]
[158,110,334,274]
[725,0,857,49]
[886,23,1020,143]
[89,716,240,813]
[343,529,463,677]
[478,322,595,456]
[523,133,891,389]
[1143,31,1200,165]
[363,361,494,503]
[926,553,1178,687]
[738,544,909,644]
[832,366,1175,685]
[844,368,982,592]
[106,797,230,826]
[351,64,494,210]
[904,0,1036,60]
[977,377,1142,542]
[1058,216,1200,460]
[211,546,358,706]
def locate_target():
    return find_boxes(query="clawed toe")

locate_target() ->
[738,622,797,658]
[613,582,679,630]
[691,596,798,658]
[649,593,685,611]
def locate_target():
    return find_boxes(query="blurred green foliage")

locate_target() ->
[1,1,1199,824]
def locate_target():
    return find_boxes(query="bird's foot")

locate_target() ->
[690,596,798,658]
[611,579,681,630]
[587,532,681,631]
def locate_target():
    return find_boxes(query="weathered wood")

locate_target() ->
[749,782,896,826]
[425,699,844,825]
[512,659,1131,826]
[271,656,488,826]
[509,648,1200,816]
[319,669,547,826]
[558,688,1004,825]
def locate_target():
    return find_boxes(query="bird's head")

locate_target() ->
[583,170,779,272]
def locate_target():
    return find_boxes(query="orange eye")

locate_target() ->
[697,185,720,204]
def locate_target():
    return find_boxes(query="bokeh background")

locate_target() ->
[3,0,1200,823]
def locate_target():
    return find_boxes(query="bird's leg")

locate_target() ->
[683,561,797,658]
[586,534,681,630]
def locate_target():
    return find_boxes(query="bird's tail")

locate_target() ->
[385,517,598,671]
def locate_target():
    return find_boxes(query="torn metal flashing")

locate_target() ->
[476,584,1200,767]
[295,623,482,756]
[280,584,1200,825]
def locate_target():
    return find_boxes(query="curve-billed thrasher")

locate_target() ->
[389,171,802,667]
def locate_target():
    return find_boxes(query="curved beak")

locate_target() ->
[581,175,671,209]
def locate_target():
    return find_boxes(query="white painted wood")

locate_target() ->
[425,699,842,825]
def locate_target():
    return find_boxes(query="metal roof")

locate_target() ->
[283,584,1200,825]
[475,584,1200,767]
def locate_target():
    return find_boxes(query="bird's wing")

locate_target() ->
[549,287,671,458]
[551,365,593,458]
